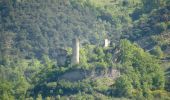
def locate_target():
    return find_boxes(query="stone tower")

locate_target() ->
[72,37,79,65]
[104,39,110,47]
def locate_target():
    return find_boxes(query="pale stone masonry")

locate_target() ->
[71,37,79,65]
[104,39,110,47]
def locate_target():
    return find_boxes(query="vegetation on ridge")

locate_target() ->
[0,0,170,99]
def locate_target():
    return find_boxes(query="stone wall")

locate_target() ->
[60,68,120,82]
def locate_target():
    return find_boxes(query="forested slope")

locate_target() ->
[0,0,170,100]
[0,0,120,63]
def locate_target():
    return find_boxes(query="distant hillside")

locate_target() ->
[0,0,120,62]
[124,5,170,56]
[1,0,170,100]
[0,0,151,63]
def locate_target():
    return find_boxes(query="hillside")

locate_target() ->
[0,0,170,100]
[0,0,121,63]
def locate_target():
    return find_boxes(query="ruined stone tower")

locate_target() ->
[104,39,110,47]
[72,37,79,65]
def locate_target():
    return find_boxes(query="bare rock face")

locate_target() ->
[60,69,86,82]
[90,68,120,80]
[60,68,120,82]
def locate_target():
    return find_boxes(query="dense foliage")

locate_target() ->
[0,0,170,100]
[113,40,166,99]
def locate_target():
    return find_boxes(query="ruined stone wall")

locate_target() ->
[60,68,120,82]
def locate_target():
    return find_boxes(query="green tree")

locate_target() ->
[0,80,14,100]
[115,39,165,99]
[142,0,166,13]
[36,94,42,100]
[150,46,164,58]
[14,76,30,100]
[114,75,133,97]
